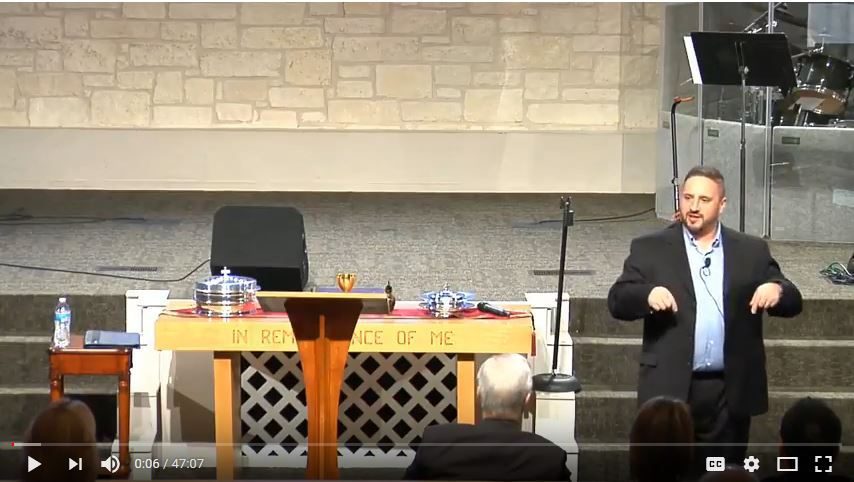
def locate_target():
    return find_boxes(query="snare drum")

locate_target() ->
[788,53,854,115]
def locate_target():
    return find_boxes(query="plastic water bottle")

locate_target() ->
[53,297,71,348]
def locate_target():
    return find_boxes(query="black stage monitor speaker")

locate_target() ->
[211,206,309,291]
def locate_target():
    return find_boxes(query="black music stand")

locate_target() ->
[684,32,795,232]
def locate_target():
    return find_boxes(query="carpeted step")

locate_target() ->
[0,338,133,388]
[573,337,854,391]
[0,383,118,442]
[575,389,854,444]
[0,449,31,481]
[568,298,854,339]
[0,294,125,336]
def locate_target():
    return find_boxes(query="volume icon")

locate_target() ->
[100,455,119,474]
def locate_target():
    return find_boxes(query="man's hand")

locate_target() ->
[750,282,783,314]
[648,286,678,312]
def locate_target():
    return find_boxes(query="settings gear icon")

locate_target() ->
[743,455,760,472]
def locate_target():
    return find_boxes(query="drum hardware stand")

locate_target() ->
[743,3,784,34]
[716,88,726,120]
[791,44,823,60]
[532,196,581,394]
[670,96,695,213]
[737,42,749,232]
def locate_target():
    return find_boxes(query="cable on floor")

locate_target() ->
[820,262,854,285]
[529,207,657,225]
[0,259,210,283]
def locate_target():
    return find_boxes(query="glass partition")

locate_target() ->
[697,2,771,236]
[769,3,854,242]
[657,3,701,219]
[657,2,854,243]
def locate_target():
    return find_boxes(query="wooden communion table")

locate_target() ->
[155,293,533,480]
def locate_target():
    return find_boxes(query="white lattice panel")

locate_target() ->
[239,352,459,468]
[241,352,307,458]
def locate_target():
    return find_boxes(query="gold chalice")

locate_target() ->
[336,273,357,292]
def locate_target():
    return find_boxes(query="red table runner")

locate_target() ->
[171,307,528,320]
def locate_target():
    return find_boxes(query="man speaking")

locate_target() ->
[607,166,803,467]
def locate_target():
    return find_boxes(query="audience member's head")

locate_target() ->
[779,397,841,474]
[700,466,758,482]
[476,354,532,424]
[22,398,98,482]
[629,396,694,482]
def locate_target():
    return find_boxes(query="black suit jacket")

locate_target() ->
[403,419,571,481]
[607,223,802,417]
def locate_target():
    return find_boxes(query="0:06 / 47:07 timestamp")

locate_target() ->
[133,458,205,469]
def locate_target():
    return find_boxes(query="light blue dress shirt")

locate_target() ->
[683,224,725,372]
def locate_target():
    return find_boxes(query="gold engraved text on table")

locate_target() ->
[396,330,416,345]
[352,330,383,345]
[260,329,296,345]
[225,326,464,350]
[430,330,454,346]
[231,328,297,347]
[232,329,248,344]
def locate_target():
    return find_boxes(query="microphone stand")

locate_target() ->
[670,96,694,215]
[532,196,582,393]
[670,98,683,214]
[736,41,749,233]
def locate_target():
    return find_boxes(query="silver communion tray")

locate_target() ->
[419,285,476,318]
[193,268,258,317]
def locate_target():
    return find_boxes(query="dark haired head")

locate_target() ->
[629,396,694,482]
[779,397,841,473]
[679,165,727,236]
[684,165,726,195]
[23,398,98,482]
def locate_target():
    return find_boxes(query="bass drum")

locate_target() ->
[773,100,838,127]
[787,53,854,115]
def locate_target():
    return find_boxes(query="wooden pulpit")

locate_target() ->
[256,292,389,479]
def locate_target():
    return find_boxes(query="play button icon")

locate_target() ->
[69,457,81,470]
[27,456,41,472]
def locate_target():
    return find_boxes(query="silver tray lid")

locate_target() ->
[195,267,258,294]
[419,285,476,312]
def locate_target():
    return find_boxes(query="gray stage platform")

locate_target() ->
[0,190,851,301]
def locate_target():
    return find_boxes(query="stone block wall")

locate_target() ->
[0,2,663,131]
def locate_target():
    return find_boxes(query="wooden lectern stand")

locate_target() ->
[256,292,388,480]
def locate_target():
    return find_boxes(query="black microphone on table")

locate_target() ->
[477,302,510,317]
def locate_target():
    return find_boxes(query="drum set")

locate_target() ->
[709,4,854,128]
[773,46,854,127]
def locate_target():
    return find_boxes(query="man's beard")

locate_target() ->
[683,214,707,232]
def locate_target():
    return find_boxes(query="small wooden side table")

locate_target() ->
[48,334,132,479]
